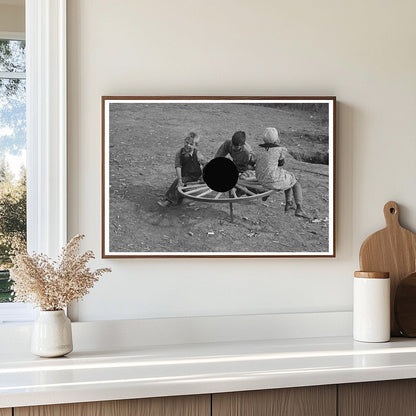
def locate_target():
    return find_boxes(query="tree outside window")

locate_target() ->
[0,38,27,302]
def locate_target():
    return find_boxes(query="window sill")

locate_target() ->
[0,303,36,324]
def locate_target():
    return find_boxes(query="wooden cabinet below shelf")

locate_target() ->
[11,379,416,416]
[14,395,210,416]
[338,379,416,416]
[212,385,337,416]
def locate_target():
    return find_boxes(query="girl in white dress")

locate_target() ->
[255,127,309,218]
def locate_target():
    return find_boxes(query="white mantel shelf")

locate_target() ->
[2,335,416,409]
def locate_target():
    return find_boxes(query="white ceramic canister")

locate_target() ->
[353,271,390,343]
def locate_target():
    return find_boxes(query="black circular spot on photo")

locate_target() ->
[203,157,239,192]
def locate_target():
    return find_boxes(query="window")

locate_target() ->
[0,34,27,307]
[0,0,67,324]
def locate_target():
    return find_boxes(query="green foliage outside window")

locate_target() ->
[0,162,26,302]
[0,38,27,303]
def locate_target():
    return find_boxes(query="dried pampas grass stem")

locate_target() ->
[10,234,111,311]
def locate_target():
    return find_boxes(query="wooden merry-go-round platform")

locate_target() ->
[178,180,273,222]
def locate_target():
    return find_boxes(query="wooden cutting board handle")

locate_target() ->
[383,201,400,229]
[359,201,416,336]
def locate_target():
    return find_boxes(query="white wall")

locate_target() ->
[67,0,416,322]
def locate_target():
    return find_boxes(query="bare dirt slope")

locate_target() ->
[108,103,331,253]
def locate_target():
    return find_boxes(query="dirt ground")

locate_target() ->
[107,103,332,254]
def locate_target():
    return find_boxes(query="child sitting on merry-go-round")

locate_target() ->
[241,127,310,219]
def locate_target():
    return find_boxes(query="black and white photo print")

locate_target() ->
[102,97,335,257]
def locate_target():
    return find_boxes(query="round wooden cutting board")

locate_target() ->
[395,272,416,337]
[359,201,416,336]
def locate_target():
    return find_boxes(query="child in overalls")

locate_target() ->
[158,132,205,207]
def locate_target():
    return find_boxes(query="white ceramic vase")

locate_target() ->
[31,310,73,357]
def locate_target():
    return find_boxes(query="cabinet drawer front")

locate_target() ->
[14,395,210,416]
[212,385,336,416]
[339,380,416,416]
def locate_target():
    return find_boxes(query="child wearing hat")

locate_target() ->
[255,127,309,219]
[158,132,205,207]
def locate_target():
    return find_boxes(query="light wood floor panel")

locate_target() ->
[338,380,416,416]
[212,386,336,416]
[15,395,210,416]
[0,409,12,416]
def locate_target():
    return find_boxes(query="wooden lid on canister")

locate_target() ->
[354,271,390,279]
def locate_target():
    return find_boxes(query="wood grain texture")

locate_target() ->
[359,201,416,335]
[354,271,389,278]
[394,272,416,336]
[15,395,210,416]
[0,409,12,416]
[212,386,336,416]
[339,380,416,416]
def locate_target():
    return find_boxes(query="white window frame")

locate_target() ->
[0,0,67,324]
[0,31,31,323]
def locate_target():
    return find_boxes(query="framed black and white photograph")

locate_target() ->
[102,96,336,257]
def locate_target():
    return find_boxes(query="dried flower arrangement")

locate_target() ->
[10,234,111,311]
